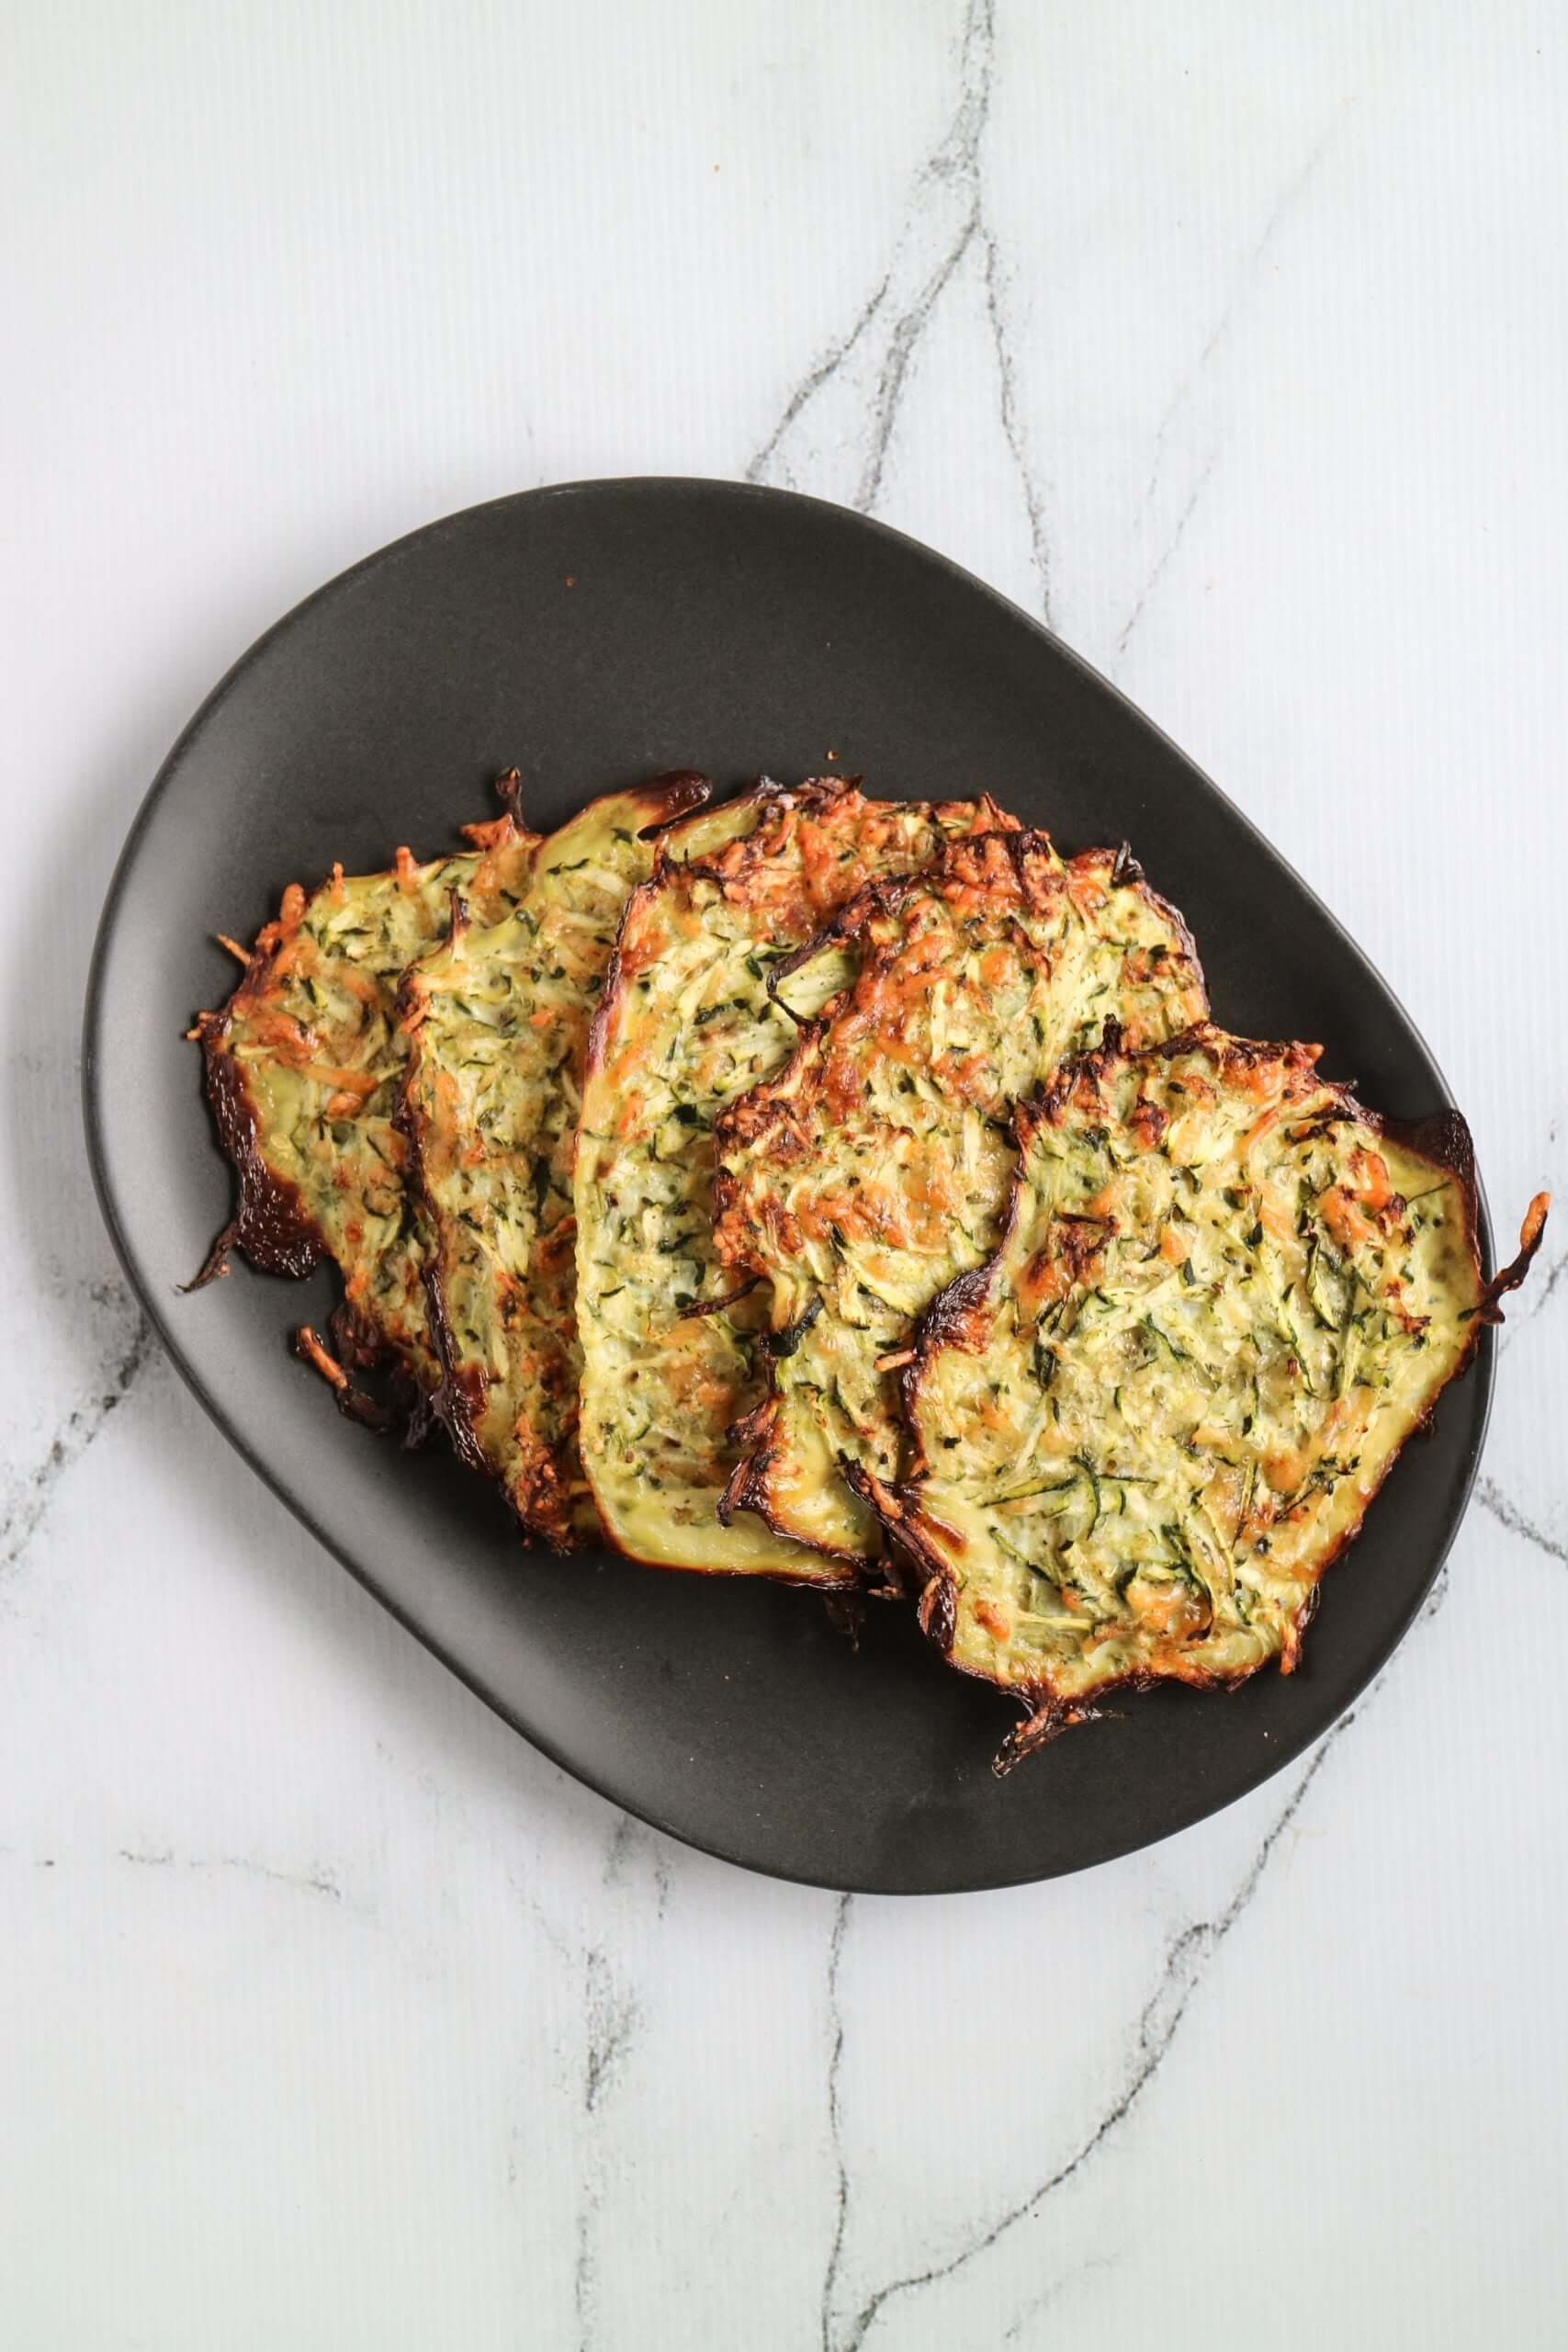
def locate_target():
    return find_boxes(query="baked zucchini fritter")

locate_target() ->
[711,832,1208,1560]
[194,783,538,1391]
[573,778,1017,1579]
[395,773,750,1549]
[852,1027,1548,1760]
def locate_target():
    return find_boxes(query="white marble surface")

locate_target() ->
[6,4,1567,2345]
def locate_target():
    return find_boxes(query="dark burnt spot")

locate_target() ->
[188,1021,325,1285]
[915,1567,958,1655]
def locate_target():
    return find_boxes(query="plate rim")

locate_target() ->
[81,474,1497,1892]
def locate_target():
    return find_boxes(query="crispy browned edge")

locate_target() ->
[392,771,715,1551]
[574,775,1009,1589]
[187,771,537,1430]
[843,1021,1550,1769]
[709,834,1210,1572]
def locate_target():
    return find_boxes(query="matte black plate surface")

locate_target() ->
[85,479,1492,1893]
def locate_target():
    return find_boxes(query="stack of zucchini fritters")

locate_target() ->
[196,772,1546,1761]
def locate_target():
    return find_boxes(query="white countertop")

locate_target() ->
[6,4,1566,2345]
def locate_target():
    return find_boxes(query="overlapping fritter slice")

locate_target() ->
[573,777,1017,1579]
[853,1026,1548,1760]
[395,773,758,1549]
[711,832,1208,1560]
[193,782,538,1392]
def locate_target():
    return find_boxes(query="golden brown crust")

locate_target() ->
[707,832,1209,1563]
[189,1000,328,1285]
[394,773,716,1550]
[574,778,1021,1579]
[190,776,540,1405]
[852,1023,1546,1762]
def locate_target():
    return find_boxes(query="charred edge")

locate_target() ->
[648,777,784,885]
[678,1273,762,1320]
[914,1560,959,1657]
[673,775,860,895]
[584,921,630,1083]
[186,1206,242,1293]
[323,1297,437,1428]
[186,1013,327,1287]
[898,1261,1003,1474]
[765,869,920,1002]
[728,1284,884,1574]
[1313,1095,1545,1347]
[934,1613,1304,1772]
[423,1241,582,1552]
[1130,878,1207,1016]
[767,987,809,1030]
[906,1259,998,1362]
[730,1422,878,1570]
[493,767,527,829]
[390,959,426,1041]
[420,1253,496,1479]
[292,1324,399,1429]
[334,1381,401,1438]
[590,779,752,1090]
[391,1032,491,1476]
[840,1461,943,1602]
[323,1299,377,1371]
[582,815,700,1082]
[1477,1193,1551,1326]
[761,1293,823,1360]
[978,1611,1347,1771]
[1375,1102,1476,1189]
[716,1402,771,1528]
[988,827,1075,900]
[400,1385,438,1451]
[1285,1572,1325,1665]
[720,1400,872,1574]
[992,1699,1102,1777]
[1059,843,1208,1010]
[715,1439,761,1533]
[1364,1101,1488,1348]
[631,770,713,837]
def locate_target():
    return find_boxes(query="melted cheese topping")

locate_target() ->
[397,777,746,1547]
[202,809,538,1378]
[573,783,1016,1577]
[874,1030,1483,1723]
[711,834,1208,1557]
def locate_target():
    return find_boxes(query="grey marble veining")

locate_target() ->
[5,3,1565,2346]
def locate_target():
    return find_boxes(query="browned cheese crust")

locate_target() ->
[191,777,539,1405]
[393,773,736,1549]
[848,1024,1548,1765]
[572,778,1020,1578]
[709,831,1207,1561]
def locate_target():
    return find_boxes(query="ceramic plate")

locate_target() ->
[85,479,1493,1891]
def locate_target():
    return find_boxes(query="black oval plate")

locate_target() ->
[85,479,1493,1893]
